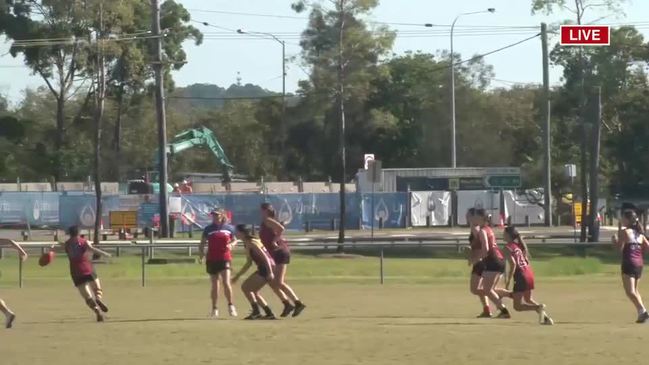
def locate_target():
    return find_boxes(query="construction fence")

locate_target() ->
[0,189,569,232]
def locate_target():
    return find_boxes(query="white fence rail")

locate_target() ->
[1,238,611,288]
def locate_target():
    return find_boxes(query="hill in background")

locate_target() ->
[169,83,277,110]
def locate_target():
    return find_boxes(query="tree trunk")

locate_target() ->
[93,106,103,247]
[336,0,347,253]
[113,84,124,180]
[55,96,65,181]
[588,87,602,242]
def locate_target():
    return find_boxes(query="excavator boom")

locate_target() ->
[156,126,234,181]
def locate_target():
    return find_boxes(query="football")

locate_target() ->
[39,251,55,267]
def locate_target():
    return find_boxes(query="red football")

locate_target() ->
[39,251,55,267]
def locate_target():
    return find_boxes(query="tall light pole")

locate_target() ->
[448,8,495,168]
[152,0,169,237]
[237,29,287,156]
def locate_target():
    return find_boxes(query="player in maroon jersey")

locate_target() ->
[468,209,511,318]
[0,239,28,328]
[466,208,491,318]
[52,226,112,322]
[259,203,306,317]
[612,210,649,323]
[199,209,238,318]
[503,226,553,325]
[232,224,279,320]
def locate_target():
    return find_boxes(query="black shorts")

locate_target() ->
[72,272,97,287]
[471,261,485,276]
[272,248,291,265]
[206,260,231,275]
[484,256,506,273]
[255,265,272,280]
[622,264,643,279]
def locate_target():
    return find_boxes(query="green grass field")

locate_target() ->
[1,249,648,365]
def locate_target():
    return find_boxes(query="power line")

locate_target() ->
[188,8,306,20]
[190,20,239,33]
[199,28,541,36]
[424,33,541,74]
[200,32,541,42]
[8,32,160,48]
[168,95,287,101]
[187,6,649,31]
[458,33,541,65]
[187,7,543,29]
[491,78,540,86]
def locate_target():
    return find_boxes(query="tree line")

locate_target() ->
[0,0,647,205]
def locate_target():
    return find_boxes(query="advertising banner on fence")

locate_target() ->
[457,190,501,225]
[59,194,121,229]
[410,191,451,227]
[303,193,361,230]
[0,192,59,226]
[361,192,407,229]
[176,193,361,231]
[503,190,545,225]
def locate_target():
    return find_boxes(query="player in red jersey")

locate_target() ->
[259,203,306,317]
[468,209,511,318]
[466,208,491,318]
[199,209,237,318]
[52,226,111,322]
[503,226,553,325]
[232,224,279,320]
[612,210,649,323]
[0,239,28,328]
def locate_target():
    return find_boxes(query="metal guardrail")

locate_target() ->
[6,232,593,246]
[1,239,612,288]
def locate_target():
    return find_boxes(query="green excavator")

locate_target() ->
[128,126,234,194]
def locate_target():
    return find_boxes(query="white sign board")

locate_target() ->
[169,197,182,214]
[457,190,500,225]
[364,154,375,170]
[564,164,577,178]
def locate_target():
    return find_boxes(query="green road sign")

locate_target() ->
[485,175,522,189]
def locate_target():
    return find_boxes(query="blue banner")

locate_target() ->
[0,192,364,231]
[178,193,361,231]
[0,192,59,226]
[138,202,160,228]
[59,193,121,229]
[175,194,264,229]
[361,193,408,229]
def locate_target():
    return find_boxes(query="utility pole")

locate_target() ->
[579,122,589,241]
[281,40,286,155]
[449,8,495,168]
[588,86,602,242]
[152,0,169,237]
[93,1,106,248]
[450,18,457,168]
[337,0,347,251]
[541,23,552,227]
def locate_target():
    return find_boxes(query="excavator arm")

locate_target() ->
[156,126,234,182]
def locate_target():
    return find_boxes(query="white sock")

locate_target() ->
[638,307,647,315]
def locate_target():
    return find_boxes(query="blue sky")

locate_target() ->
[1,0,648,104]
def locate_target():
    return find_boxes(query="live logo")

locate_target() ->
[560,25,611,46]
